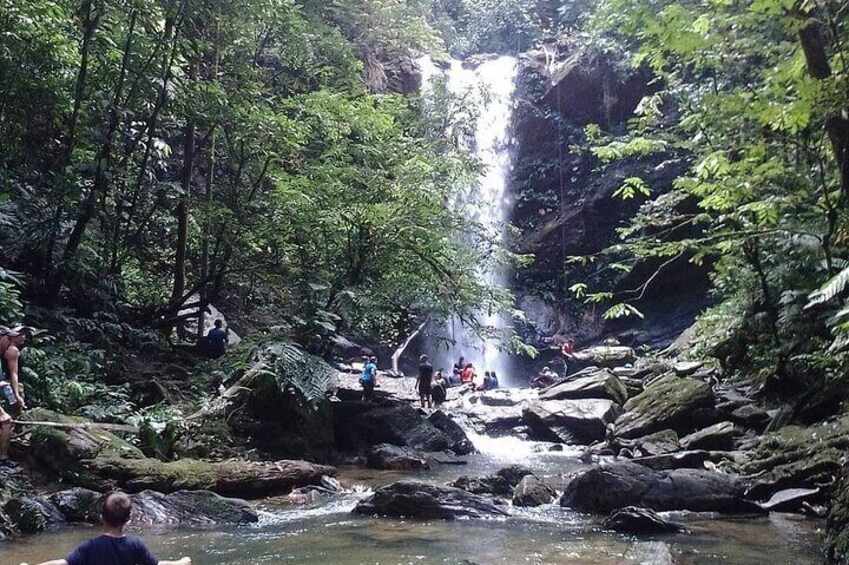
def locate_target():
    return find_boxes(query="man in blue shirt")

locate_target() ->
[360,355,377,401]
[25,491,191,565]
[206,319,228,358]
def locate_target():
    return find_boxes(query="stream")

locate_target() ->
[2,429,824,564]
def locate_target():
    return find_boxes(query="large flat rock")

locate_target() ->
[523,399,620,444]
[539,369,628,405]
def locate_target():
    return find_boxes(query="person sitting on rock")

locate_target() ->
[461,362,475,386]
[530,366,558,389]
[480,371,492,391]
[452,356,465,386]
[432,370,448,404]
[360,356,377,402]
[489,371,500,390]
[25,491,192,565]
[417,354,434,409]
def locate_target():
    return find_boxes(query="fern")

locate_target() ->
[806,266,849,309]
[256,340,338,404]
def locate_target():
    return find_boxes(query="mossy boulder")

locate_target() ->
[614,374,713,438]
[3,496,64,533]
[827,467,849,563]
[742,414,849,500]
[22,408,143,483]
[81,456,336,499]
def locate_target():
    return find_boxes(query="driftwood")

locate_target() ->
[12,420,139,433]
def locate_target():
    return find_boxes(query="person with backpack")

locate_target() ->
[360,356,377,402]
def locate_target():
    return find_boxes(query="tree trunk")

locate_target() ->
[171,118,195,311]
[391,320,427,374]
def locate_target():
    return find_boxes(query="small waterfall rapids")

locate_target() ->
[419,56,520,385]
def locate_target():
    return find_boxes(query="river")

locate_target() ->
[2,431,824,564]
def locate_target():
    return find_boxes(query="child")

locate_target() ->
[24,491,192,565]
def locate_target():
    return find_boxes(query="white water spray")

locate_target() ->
[419,56,519,384]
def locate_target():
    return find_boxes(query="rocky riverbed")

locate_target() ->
[0,343,846,563]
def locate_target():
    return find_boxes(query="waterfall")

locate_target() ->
[419,56,519,385]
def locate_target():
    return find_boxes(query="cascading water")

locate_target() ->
[419,56,519,385]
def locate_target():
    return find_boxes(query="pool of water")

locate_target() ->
[0,429,826,564]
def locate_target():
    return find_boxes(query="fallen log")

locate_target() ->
[12,420,139,433]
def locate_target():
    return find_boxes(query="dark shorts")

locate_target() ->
[418,382,432,395]
[361,380,375,396]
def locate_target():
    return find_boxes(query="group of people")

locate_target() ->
[358,353,500,410]
[451,356,500,391]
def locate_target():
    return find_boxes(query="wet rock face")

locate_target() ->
[560,461,759,514]
[353,481,510,520]
[427,410,476,455]
[336,402,470,453]
[510,39,709,351]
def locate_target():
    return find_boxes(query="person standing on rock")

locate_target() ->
[452,356,465,385]
[24,491,192,565]
[0,326,26,467]
[360,355,377,402]
[417,354,434,409]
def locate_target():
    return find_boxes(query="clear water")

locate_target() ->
[2,436,824,564]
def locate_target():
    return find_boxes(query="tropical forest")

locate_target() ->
[1,0,849,563]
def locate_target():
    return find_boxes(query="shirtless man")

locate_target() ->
[0,326,27,466]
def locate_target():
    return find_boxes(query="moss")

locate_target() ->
[615,374,713,438]
[82,456,335,498]
[828,469,849,563]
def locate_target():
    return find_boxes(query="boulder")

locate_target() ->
[426,411,476,455]
[479,408,524,436]
[80,457,336,498]
[49,488,101,523]
[50,488,258,526]
[512,475,556,507]
[538,369,628,405]
[353,481,509,520]
[338,402,456,452]
[602,506,684,534]
[367,444,429,471]
[623,429,680,457]
[560,461,760,514]
[129,490,257,526]
[451,465,533,497]
[523,399,621,444]
[22,408,144,483]
[730,404,772,432]
[614,374,713,438]
[742,414,849,500]
[679,421,739,451]
[568,346,636,369]
[3,496,64,533]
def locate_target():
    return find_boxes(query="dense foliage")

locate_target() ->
[0,0,518,362]
[572,0,849,394]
